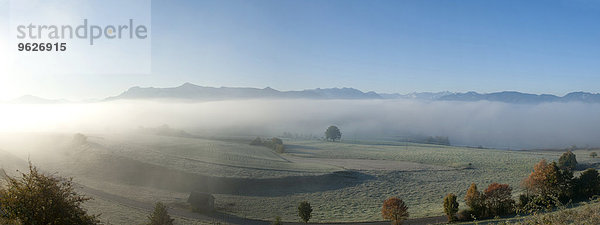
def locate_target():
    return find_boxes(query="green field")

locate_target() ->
[1,132,598,224]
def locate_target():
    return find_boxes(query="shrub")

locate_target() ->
[382,197,409,225]
[298,201,312,223]
[456,209,474,221]
[443,193,459,222]
[0,162,99,225]
[576,168,600,200]
[146,202,174,225]
[465,183,485,218]
[558,150,578,171]
[251,137,285,153]
[484,183,515,217]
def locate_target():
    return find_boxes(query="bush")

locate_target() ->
[298,201,312,223]
[559,150,578,171]
[576,168,600,200]
[484,183,515,217]
[146,202,174,225]
[250,137,285,153]
[456,209,474,221]
[382,197,409,225]
[443,193,459,222]
[465,183,485,218]
[0,162,99,225]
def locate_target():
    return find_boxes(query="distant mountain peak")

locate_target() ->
[438,91,600,104]
[10,95,68,104]
[105,83,382,101]
[180,82,198,87]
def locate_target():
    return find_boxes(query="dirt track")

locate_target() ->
[78,184,447,225]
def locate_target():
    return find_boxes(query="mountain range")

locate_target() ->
[7,83,600,104]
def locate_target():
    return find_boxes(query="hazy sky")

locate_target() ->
[1,0,600,100]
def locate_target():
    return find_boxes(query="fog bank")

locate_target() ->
[1,99,599,149]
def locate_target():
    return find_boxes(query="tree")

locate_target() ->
[523,160,570,200]
[146,202,174,225]
[298,201,312,223]
[484,183,515,217]
[576,168,600,199]
[325,125,342,142]
[465,183,485,218]
[590,152,597,158]
[382,197,409,225]
[0,162,99,225]
[443,193,459,222]
[558,150,578,171]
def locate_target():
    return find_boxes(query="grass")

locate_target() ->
[83,192,215,225]
[90,133,340,178]
[2,132,597,223]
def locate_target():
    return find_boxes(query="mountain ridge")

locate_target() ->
[105,83,600,103]
[6,83,600,104]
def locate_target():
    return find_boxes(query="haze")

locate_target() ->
[1,99,599,149]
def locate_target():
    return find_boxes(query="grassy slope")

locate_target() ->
[91,133,340,178]
[76,136,591,222]
[217,140,567,222]
[4,133,599,223]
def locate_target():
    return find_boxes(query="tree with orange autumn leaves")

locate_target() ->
[522,159,573,205]
[382,197,409,225]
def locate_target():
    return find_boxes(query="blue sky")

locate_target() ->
[2,0,600,100]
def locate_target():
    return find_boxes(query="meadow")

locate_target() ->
[0,132,597,224]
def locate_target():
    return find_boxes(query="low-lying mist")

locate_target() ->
[1,99,599,149]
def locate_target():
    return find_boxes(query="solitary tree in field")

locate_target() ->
[0,162,99,225]
[298,201,312,223]
[558,150,578,171]
[325,125,342,142]
[590,152,597,158]
[382,197,409,225]
[146,202,174,225]
[443,193,459,222]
